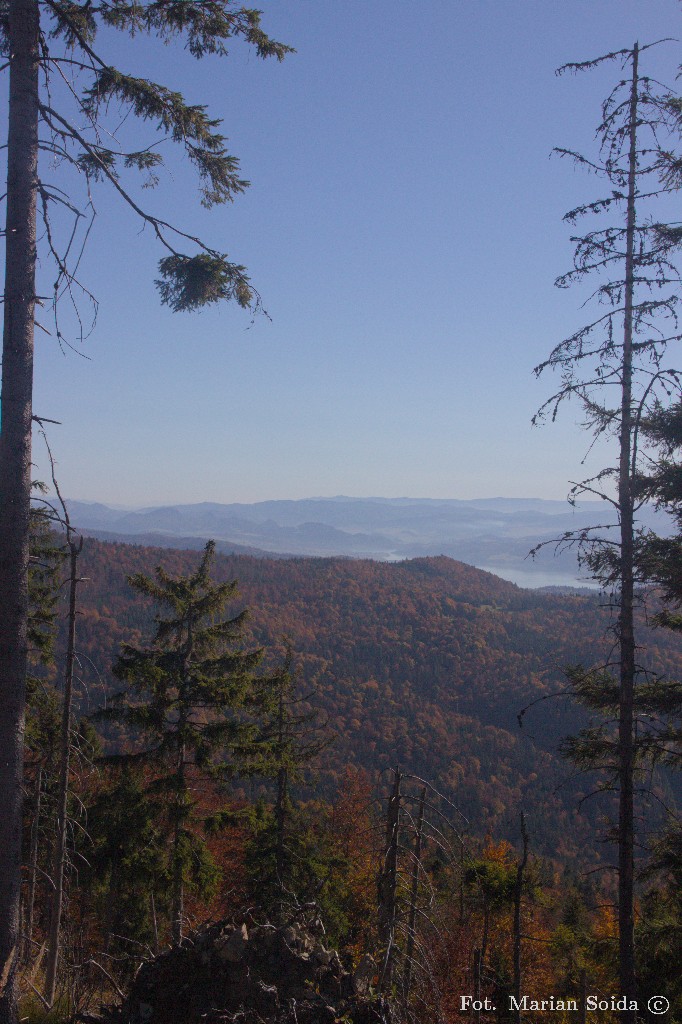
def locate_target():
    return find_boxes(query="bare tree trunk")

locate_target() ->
[512,813,528,1024]
[275,681,287,888]
[480,905,490,970]
[0,2,40,1020]
[23,768,42,964]
[459,834,465,925]
[171,739,186,947]
[171,819,184,946]
[617,41,639,1024]
[104,858,120,955]
[378,769,401,991]
[172,614,193,947]
[403,786,425,1008]
[150,892,159,956]
[473,948,481,1024]
[44,539,82,1005]
[579,968,587,1024]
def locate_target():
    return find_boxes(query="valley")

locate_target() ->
[66,494,673,588]
[65,536,682,867]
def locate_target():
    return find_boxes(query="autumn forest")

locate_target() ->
[2,4,682,1024]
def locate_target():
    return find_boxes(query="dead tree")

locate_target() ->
[378,769,401,990]
[511,814,529,1024]
[534,42,682,1021]
[403,787,426,1008]
[377,769,470,1023]
[22,768,43,965]
[41,443,84,1006]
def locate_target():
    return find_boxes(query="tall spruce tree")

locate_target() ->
[27,485,63,674]
[100,541,276,947]
[636,824,682,1019]
[0,6,291,1020]
[620,401,682,776]
[636,401,682,624]
[83,764,167,963]
[629,399,682,1012]
[534,43,682,1022]
[244,648,331,922]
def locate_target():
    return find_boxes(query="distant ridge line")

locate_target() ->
[62,495,670,589]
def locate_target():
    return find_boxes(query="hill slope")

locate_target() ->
[64,539,682,864]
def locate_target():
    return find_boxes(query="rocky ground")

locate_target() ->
[101,918,392,1024]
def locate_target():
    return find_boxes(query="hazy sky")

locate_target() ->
[15,0,682,505]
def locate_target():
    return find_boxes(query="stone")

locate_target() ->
[110,918,390,1024]
[311,941,332,965]
[352,954,376,996]
[217,923,248,963]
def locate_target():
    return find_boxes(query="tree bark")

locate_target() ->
[579,968,587,1024]
[275,680,287,889]
[23,768,42,965]
[512,813,528,1024]
[403,786,425,1008]
[44,538,81,1005]
[378,769,401,991]
[0,1,40,1020]
[150,892,159,956]
[617,41,638,1024]
[171,738,186,947]
[172,615,193,946]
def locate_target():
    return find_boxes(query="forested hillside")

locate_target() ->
[5,4,682,1022]
[63,538,682,864]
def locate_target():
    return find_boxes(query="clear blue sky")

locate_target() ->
[15,0,682,505]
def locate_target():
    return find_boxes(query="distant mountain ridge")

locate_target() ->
[65,495,673,588]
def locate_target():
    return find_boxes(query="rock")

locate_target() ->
[114,918,389,1024]
[311,940,332,965]
[216,922,248,963]
[352,954,376,996]
[328,950,343,975]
